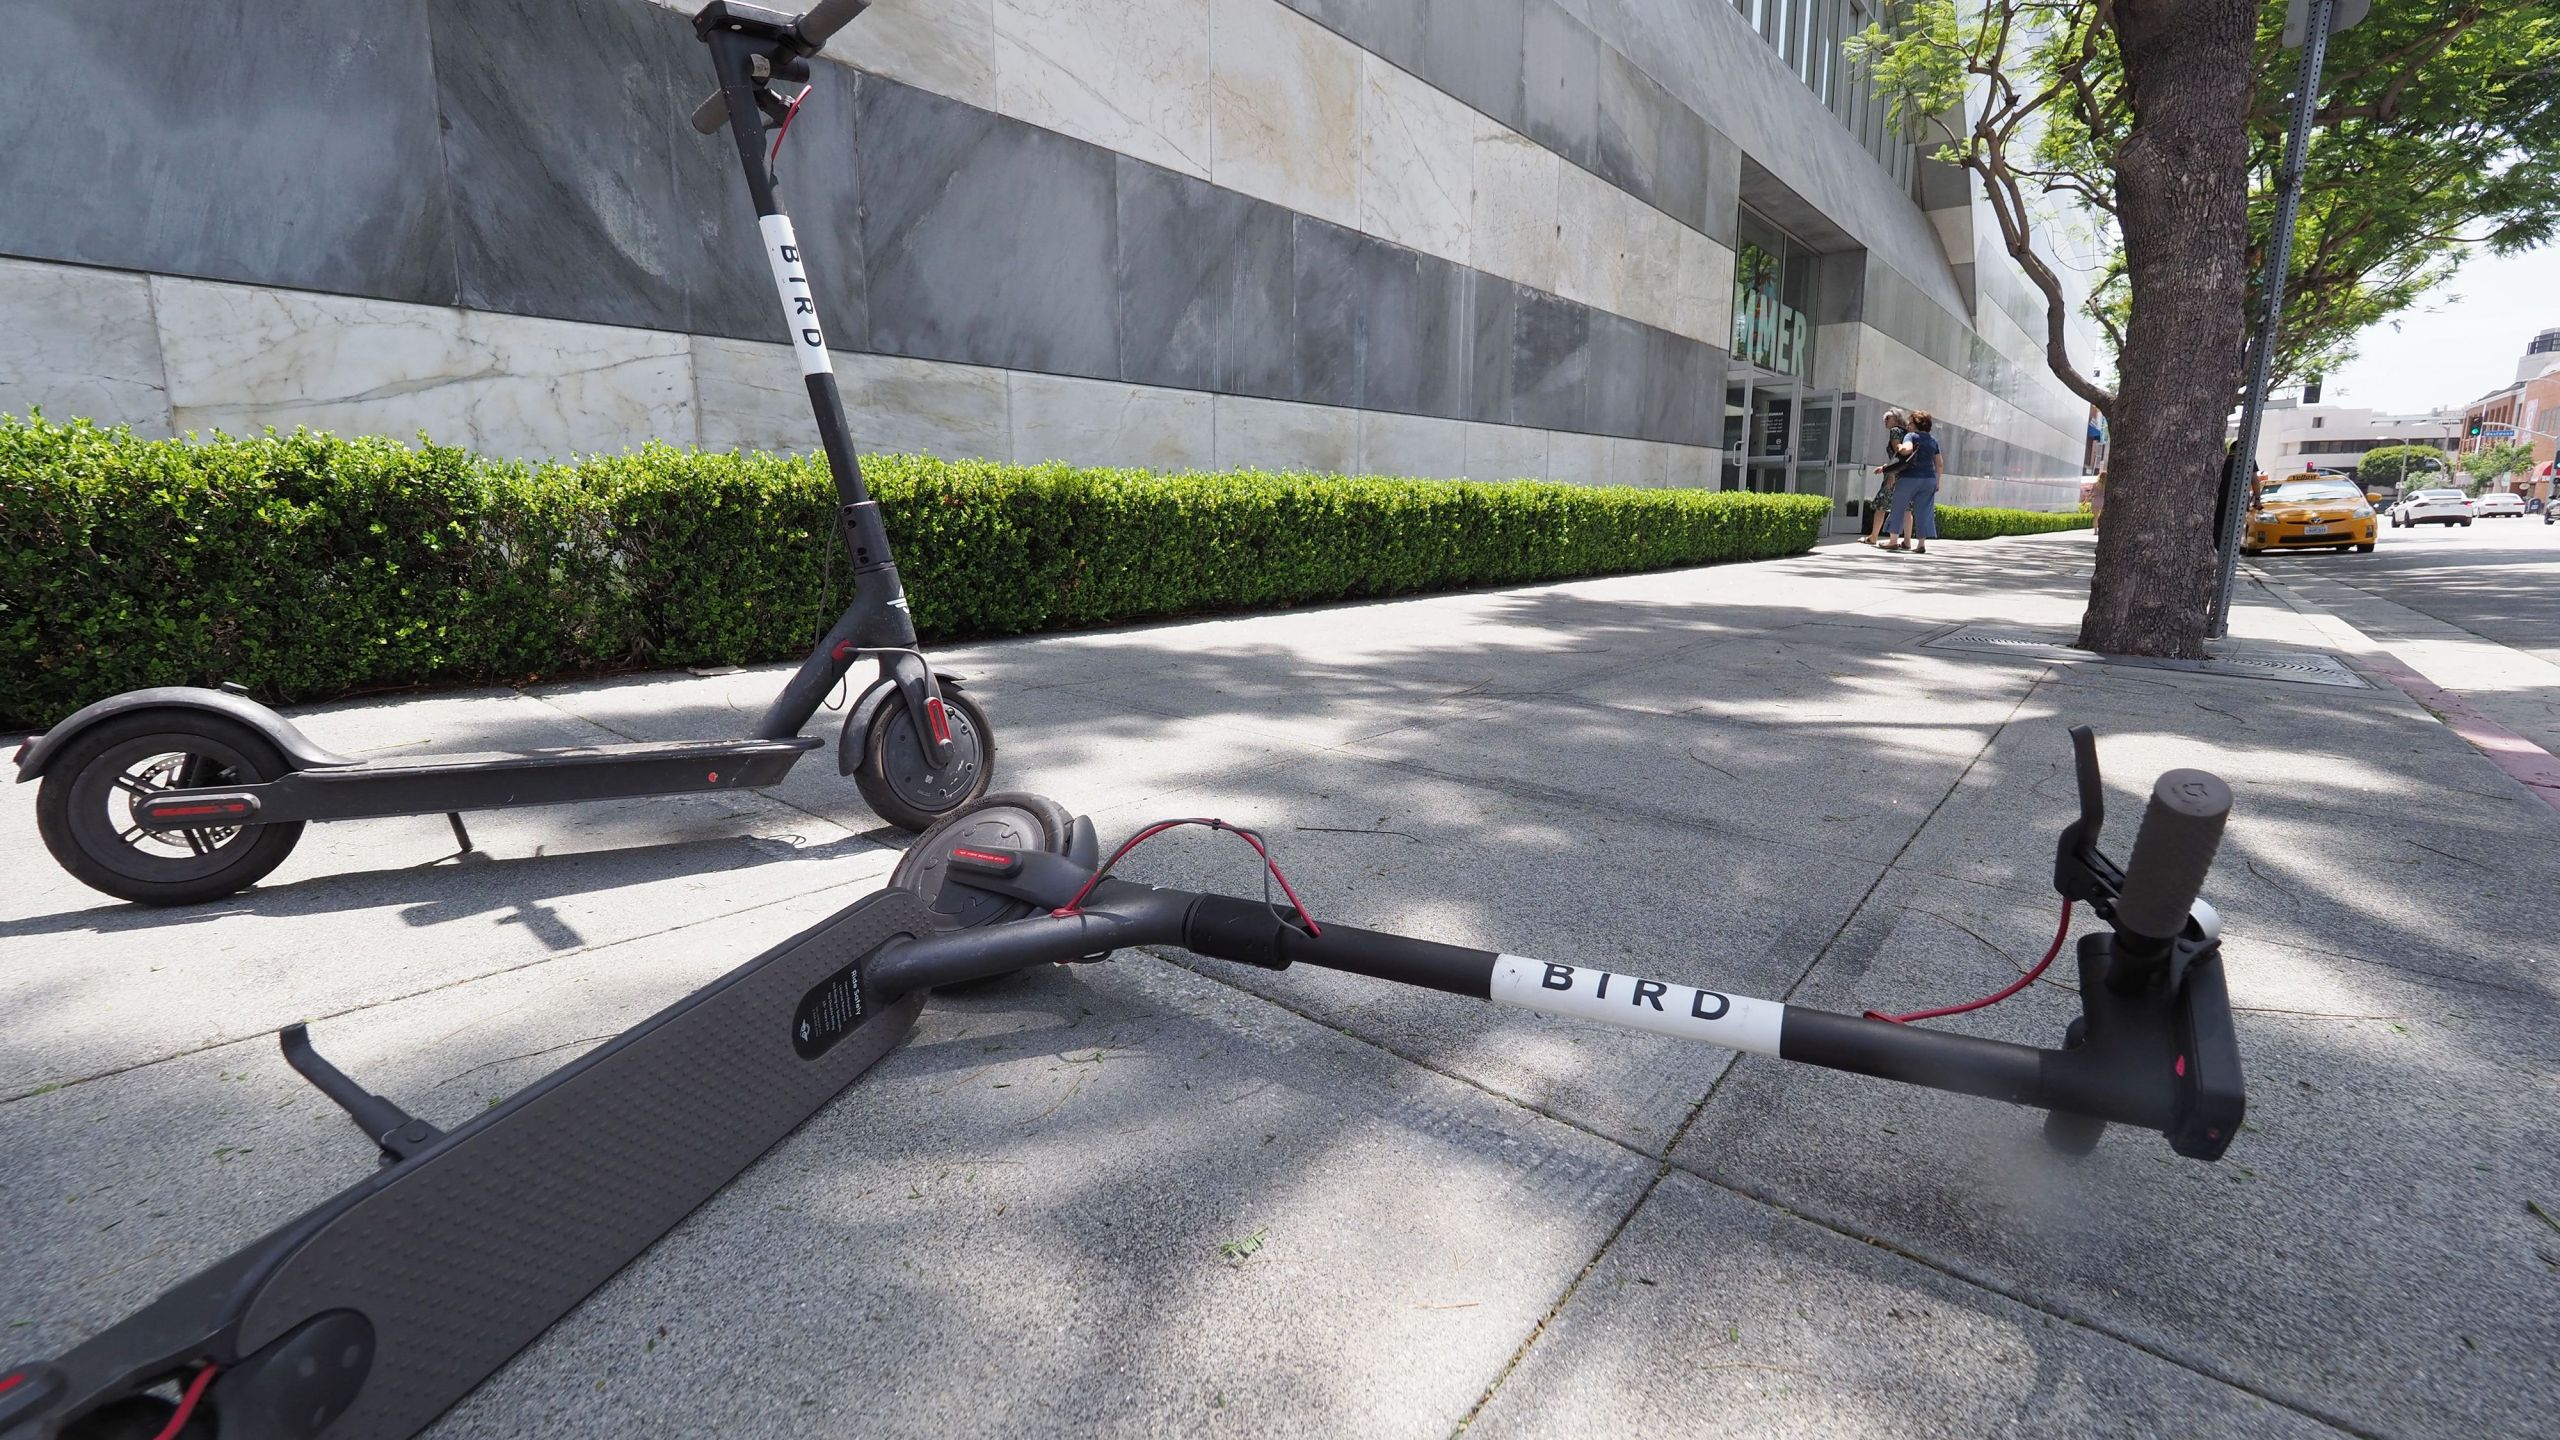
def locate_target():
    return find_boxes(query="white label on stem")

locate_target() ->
[1488,955,1785,1057]
[760,214,832,375]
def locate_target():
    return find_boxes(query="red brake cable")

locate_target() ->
[1054,818,1320,938]
[1865,900,2074,1025]
[150,1366,219,1440]
[768,85,811,164]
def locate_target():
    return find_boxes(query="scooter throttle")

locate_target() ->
[2113,769,2231,943]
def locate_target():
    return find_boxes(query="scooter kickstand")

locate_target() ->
[279,1024,444,1166]
[446,811,475,856]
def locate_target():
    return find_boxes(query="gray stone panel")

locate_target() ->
[1583,310,1649,438]
[1651,86,1718,237]
[1292,218,1367,408]
[1520,4,1601,172]
[0,0,454,305]
[432,0,863,343]
[1592,45,1663,216]
[1423,0,1527,128]
[1359,243,1469,418]
[1509,287,1591,432]
[1466,275,1520,426]
[1666,332,1726,449]
[1279,0,1429,73]
[1115,159,1294,398]
[859,79,1120,377]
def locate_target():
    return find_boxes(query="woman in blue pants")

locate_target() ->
[1885,410,1941,553]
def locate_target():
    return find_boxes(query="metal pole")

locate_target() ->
[2209,0,2333,639]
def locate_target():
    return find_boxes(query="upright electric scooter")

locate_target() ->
[15,0,991,907]
[0,728,2244,1438]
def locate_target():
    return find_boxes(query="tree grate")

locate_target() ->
[1919,627,2370,689]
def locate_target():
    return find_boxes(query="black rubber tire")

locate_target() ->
[890,792,1077,990]
[35,710,305,906]
[891,791,1074,930]
[2354,543,2375,553]
[854,687,995,832]
[2461,518,2473,527]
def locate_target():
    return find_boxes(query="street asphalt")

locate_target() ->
[3,530,2554,1438]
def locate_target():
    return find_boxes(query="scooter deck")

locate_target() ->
[3,887,929,1440]
[139,737,825,828]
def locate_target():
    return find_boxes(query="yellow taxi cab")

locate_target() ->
[2242,474,2378,555]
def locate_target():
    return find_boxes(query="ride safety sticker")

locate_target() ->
[791,959,871,1061]
[1488,955,1785,1057]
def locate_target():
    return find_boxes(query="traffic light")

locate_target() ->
[2470,419,2483,437]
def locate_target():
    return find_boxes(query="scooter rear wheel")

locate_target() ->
[855,687,995,831]
[35,710,306,906]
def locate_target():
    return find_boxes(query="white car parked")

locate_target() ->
[2390,489,2475,527]
[2475,491,2528,518]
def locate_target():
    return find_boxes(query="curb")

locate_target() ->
[2244,563,2560,817]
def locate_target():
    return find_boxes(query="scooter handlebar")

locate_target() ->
[794,0,869,45]
[2113,769,2231,942]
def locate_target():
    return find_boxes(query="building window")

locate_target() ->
[2310,416,2322,428]
[1732,209,1821,378]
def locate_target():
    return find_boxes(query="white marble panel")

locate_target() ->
[1607,435,1672,488]
[154,278,692,459]
[1357,52,1476,265]
[0,257,171,436]
[1616,197,1687,335]
[1668,443,1718,489]
[1555,163,1635,319]
[1213,393,1359,473]
[1671,227,1734,348]
[1462,421,1548,482]
[829,0,1000,109]
[840,351,1014,459]
[1010,370,1214,469]
[1467,124,1562,294]
[693,334,813,455]
[1357,409,1469,479]
[1545,428,1609,486]
[994,0,1212,178]
[1211,0,1361,229]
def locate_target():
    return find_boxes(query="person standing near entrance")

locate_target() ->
[1863,408,1911,545]
[1884,411,1940,552]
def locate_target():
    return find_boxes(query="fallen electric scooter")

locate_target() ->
[0,729,2243,1438]
[15,0,987,907]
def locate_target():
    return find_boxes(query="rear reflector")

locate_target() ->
[137,793,260,826]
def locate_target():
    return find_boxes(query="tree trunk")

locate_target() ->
[2077,0,2259,658]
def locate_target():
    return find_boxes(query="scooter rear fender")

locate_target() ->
[13,688,355,782]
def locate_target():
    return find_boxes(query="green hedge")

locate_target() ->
[0,417,1827,727]
[1932,503,2093,540]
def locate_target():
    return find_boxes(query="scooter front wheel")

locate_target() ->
[855,688,995,831]
[35,710,307,906]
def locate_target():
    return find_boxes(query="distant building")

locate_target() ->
[2460,330,2560,498]
[2241,399,2460,483]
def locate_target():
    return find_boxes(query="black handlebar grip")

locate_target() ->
[795,0,870,45]
[2114,769,2231,941]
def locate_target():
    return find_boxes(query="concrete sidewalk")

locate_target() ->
[4,532,2554,1438]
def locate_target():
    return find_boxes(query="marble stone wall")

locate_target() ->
[0,0,2091,503]
[0,257,1716,484]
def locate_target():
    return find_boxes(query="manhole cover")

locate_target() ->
[1920,627,2369,689]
